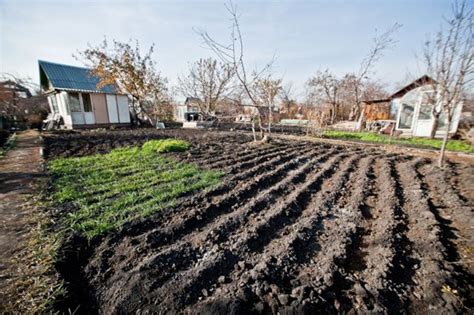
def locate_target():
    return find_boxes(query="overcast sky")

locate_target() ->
[0,0,453,100]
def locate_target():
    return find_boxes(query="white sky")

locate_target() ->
[0,0,454,100]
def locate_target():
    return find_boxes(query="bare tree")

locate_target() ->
[253,75,282,134]
[77,38,168,125]
[307,69,343,124]
[177,58,234,117]
[347,23,401,123]
[423,0,473,166]
[1,73,35,117]
[198,1,276,141]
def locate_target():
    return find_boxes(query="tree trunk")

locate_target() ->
[438,112,452,168]
[259,118,264,139]
[429,114,440,139]
[349,102,360,121]
[357,107,366,132]
[268,105,272,135]
[330,105,336,125]
[251,119,257,142]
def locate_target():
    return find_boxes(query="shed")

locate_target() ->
[39,60,131,129]
[390,75,463,138]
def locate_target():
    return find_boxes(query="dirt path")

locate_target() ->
[0,130,44,295]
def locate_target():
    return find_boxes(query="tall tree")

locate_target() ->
[177,58,234,117]
[198,1,276,141]
[307,69,343,124]
[77,38,168,125]
[253,75,282,134]
[423,0,473,166]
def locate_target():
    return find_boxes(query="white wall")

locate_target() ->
[106,94,119,123]
[116,95,130,123]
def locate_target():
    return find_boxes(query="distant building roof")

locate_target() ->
[185,97,201,104]
[390,75,436,99]
[38,60,117,94]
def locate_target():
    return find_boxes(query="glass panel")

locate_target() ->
[69,92,81,112]
[418,104,432,120]
[399,103,414,129]
[82,93,92,112]
[49,95,59,113]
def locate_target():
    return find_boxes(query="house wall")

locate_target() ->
[175,105,187,122]
[91,93,109,124]
[52,91,130,129]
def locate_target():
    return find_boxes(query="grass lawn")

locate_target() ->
[322,130,473,153]
[48,139,223,239]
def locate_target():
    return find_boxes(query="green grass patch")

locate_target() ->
[322,130,473,153]
[142,139,190,154]
[48,139,222,239]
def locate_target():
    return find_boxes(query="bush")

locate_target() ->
[142,139,190,154]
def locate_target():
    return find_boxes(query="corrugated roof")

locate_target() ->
[38,60,117,93]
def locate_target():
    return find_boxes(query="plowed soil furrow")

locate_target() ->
[43,129,473,314]
[84,144,305,205]
[217,144,310,173]
[187,153,365,313]
[135,149,337,284]
[279,155,377,313]
[346,156,412,313]
[396,159,458,313]
[198,144,283,168]
[417,163,473,309]
[85,146,334,305]
[92,144,320,246]
[128,151,350,313]
[144,146,334,249]
[203,143,296,168]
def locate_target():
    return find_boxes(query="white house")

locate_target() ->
[39,60,131,129]
[392,75,463,138]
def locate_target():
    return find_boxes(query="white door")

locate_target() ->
[106,94,119,123]
[116,95,130,123]
[413,103,433,137]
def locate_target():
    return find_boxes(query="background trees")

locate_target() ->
[77,38,168,125]
[178,58,234,117]
[305,71,388,125]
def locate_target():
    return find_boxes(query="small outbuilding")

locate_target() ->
[39,60,131,129]
[391,75,463,138]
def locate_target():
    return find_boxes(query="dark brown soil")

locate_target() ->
[43,129,474,314]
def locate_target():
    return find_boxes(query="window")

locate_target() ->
[418,104,432,120]
[398,103,414,129]
[49,95,59,113]
[69,92,81,112]
[82,93,92,112]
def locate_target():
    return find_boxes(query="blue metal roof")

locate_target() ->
[38,60,117,93]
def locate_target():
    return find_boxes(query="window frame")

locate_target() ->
[68,92,82,112]
[397,103,415,130]
[82,93,93,112]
